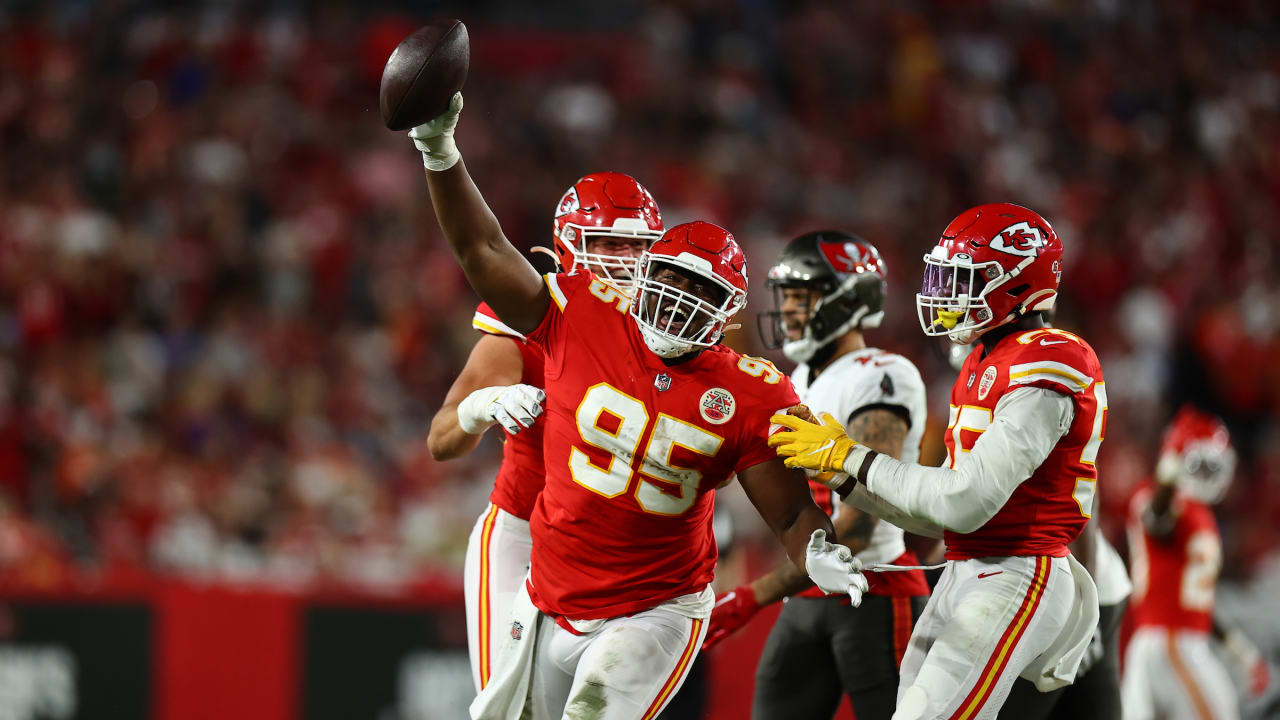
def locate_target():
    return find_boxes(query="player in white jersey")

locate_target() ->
[702,231,932,720]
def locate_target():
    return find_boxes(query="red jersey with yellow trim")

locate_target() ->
[524,271,801,620]
[473,302,546,521]
[942,327,1107,559]
[1126,484,1218,633]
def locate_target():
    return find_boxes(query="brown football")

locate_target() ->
[379,19,469,131]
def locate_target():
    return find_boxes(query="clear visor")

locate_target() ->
[915,255,996,338]
[631,258,741,350]
[564,225,664,289]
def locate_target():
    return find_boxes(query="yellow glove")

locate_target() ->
[768,411,858,474]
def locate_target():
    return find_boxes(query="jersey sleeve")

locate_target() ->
[837,354,927,426]
[1006,331,1101,397]
[524,271,583,354]
[472,301,527,340]
[733,374,802,473]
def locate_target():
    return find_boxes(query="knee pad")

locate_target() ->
[892,685,930,720]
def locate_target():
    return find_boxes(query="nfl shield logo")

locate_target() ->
[655,373,671,392]
[966,372,976,389]
[511,621,524,641]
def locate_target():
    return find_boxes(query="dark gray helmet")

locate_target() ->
[757,230,886,363]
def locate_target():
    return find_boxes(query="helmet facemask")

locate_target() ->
[631,256,746,358]
[1160,441,1237,505]
[559,220,664,291]
[916,248,1008,345]
[760,276,884,364]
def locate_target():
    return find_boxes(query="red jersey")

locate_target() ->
[942,328,1107,560]
[1126,484,1219,633]
[525,271,801,620]
[472,302,546,521]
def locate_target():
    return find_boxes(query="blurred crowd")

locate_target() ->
[0,0,1277,594]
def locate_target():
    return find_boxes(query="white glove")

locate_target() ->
[408,92,463,171]
[456,384,545,435]
[804,529,869,606]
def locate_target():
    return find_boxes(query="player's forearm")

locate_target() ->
[749,561,813,605]
[1141,484,1178,538]
[836,482,944,538]
[778,505,837,573]
[852,387,1072,534]
[427,404,483,461]
[424,162,507,261]
[423,163,547,333]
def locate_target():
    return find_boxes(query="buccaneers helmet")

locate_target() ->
[551,172,664,289]
[1155,406,1236,504]
[631,221,748,358]
[758,230,886,364]
[917,203,1063,344]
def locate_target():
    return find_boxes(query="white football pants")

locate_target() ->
[894,555,1075,720]
[464,504,534,692]
[472,580,710,720]
[1121,627,1239,720]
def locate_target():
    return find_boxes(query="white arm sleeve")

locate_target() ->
[841,482,945,539]
[858,386,1075,534]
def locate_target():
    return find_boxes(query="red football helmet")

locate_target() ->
[1156,406,1236,504]
[551,172,664,289]
[630,221,749,358]
[916,203,1064,344]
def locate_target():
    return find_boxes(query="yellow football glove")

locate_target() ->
[768,411,858,474]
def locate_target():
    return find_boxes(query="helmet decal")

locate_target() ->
[988,221,1048,257]
[555,187,580,218]
[818,239,884,276]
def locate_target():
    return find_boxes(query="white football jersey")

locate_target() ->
[792,347,928,566]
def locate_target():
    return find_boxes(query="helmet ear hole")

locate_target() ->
[1005,283,1030,297]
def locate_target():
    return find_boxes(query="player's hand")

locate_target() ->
[1224,628,1271,697]
[456,383,546,435]
[1154,450,1180,486]
[768,411,860,477]
[701,585,761,651]
[408,92,463,171]
[804,529,868,606]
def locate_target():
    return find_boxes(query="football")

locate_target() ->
[379,19,470,131]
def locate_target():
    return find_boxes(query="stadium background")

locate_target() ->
[0,0,1277,718]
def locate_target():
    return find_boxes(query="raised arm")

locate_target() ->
[410,94,548,333]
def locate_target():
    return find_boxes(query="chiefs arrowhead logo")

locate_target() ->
[989,221,1047,257]
[555,187,580,218]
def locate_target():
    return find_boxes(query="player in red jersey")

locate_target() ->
[1122,407,1270,720]
[407,94,867,720]
[770,203,1105,719]
[427,172,664,692]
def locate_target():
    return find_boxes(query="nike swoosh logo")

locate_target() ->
[806,439,835,458]
[1040,339,1068,346]
[977,571,1003,579]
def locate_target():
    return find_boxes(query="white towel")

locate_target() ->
[1021,553,1100,691]
[470,582,541,720]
